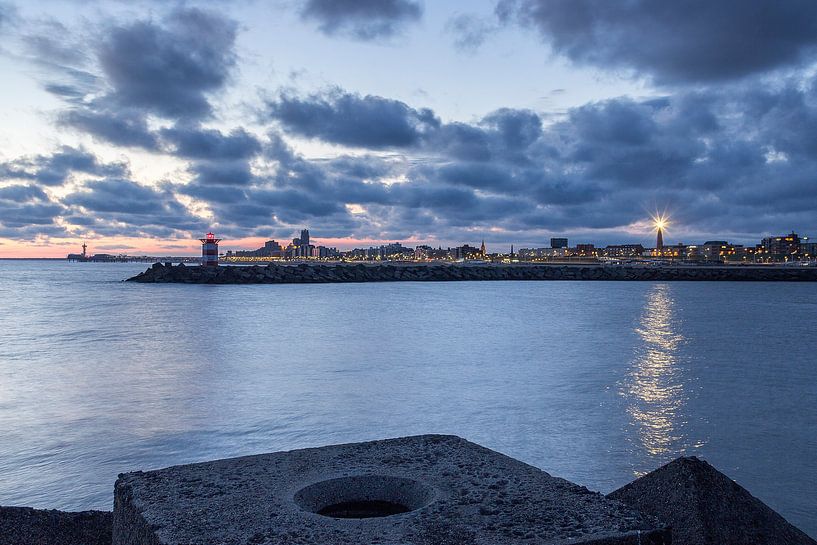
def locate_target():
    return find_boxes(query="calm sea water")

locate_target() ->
[0,260,815,536]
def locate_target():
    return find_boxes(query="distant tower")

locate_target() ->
[200,232,221,267]
[300,229,310,247]
[81,242,87,258]
[510,244,514,257]
[480,239,486,256]
[656,227,664,252]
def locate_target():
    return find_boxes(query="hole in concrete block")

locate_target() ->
[317,500,410,518]
[294,475,435,519]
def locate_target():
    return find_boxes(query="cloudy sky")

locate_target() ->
[1,0,816,256]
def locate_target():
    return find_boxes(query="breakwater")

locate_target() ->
[5,436,815,544]
[127,262,817,283]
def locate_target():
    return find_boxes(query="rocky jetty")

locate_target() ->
[609,457,817,545]
[127,262,817,284]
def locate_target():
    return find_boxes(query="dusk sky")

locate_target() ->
[2,0,817,256]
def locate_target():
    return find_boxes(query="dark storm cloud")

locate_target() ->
[55,8,239,149]
[0,203,64,227]
[65,179,171,214]
[179,138,401,235]
[97,8,237,119]
[496,0,817,83]
[163,126,263,189]
[8,80,817,244]
[482,108,543,150]
[160,126,261,160]
[0,182,65,235]
[190,160,255,186]
[0,148,205,240]
[300,0,422,40]
[0,146,130,186]
[60,109,160,150]
[8,4,817,249]
[0,184,49,203]
[252,90,689,239]
[258,80,817,241]
[63,179,205,236]
[253,188,344,217]
[265,88,440,149]
[263,89,548,162]
[177,183,247,205]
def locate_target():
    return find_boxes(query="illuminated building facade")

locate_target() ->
[652,243,688,259]
[603,244,646,258]
[800,237,817,258]
[517,247,566,260]
[762,232,800,259]
[209,226,816,265]
[575,244,596,257]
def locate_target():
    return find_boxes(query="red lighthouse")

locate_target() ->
[200,232,221,267]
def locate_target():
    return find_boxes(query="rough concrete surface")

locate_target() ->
[113,434,669,545]
[0,506,111,545]
[609,456,816,545]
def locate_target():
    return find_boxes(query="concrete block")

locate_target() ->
[609,456,816,545]
[0,506,111,545]
[114,435,668,544]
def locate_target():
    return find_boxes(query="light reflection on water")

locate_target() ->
[621,283,705,473]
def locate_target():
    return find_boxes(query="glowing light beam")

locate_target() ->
[651,213,670,232]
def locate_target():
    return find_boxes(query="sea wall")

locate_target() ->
[127,262,817,284]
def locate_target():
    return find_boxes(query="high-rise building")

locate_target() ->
[550,238,568,249]
[762,232,800,258]
[575,244,595,256]
[698,241,743,262]
[801,236,816,258]
[300,229,310,247]
[264,240,282,254]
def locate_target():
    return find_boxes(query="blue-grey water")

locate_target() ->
[0,260,815,536]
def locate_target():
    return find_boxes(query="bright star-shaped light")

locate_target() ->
[651,213,669,231]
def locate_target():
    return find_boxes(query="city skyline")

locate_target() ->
[62,225,814,265]
[3,1,817,257]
